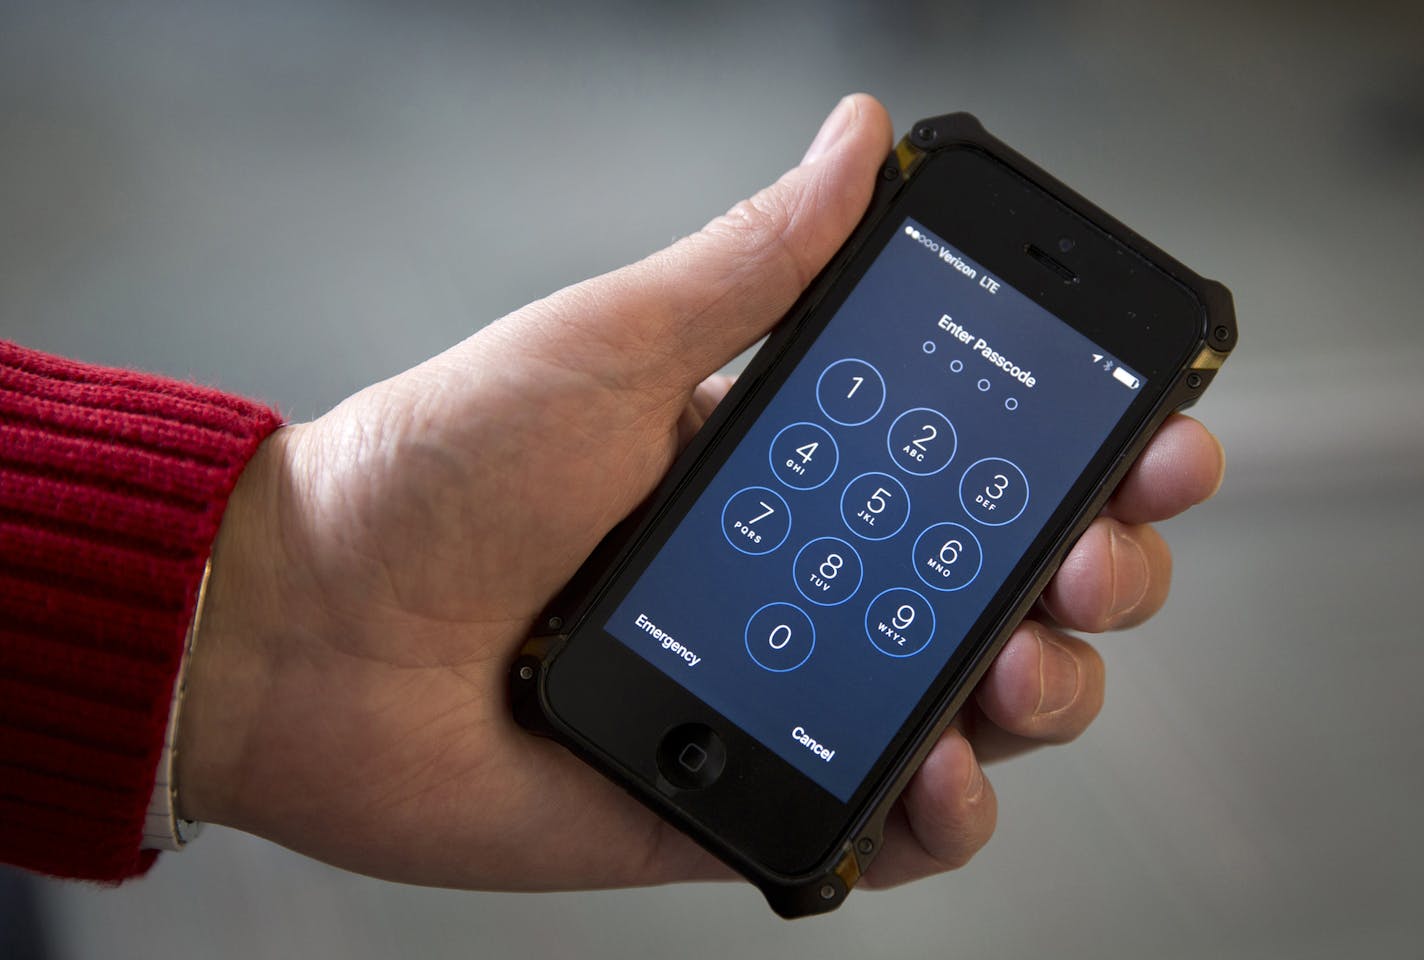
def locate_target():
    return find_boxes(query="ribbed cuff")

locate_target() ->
[0,340,282,881]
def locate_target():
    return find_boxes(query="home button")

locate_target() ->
[657,723,726,790]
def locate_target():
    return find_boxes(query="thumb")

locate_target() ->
[498,94,894,396]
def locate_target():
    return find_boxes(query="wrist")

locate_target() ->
[174,426,302,828]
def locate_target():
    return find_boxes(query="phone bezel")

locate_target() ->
[538,144,1208,877]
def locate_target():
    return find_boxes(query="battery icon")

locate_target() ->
[1112,366,1140,390]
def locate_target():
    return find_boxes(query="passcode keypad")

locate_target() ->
[728,357,1030,671]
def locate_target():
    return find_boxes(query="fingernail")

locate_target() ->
[963,753,986,803]
[801,96,857,165]
[1034,630,1081,716]
[1206,430,1227,500]
[1107,524,1150,625]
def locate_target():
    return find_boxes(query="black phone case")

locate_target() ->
[509,112,1237,918]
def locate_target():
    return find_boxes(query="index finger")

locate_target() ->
[1103,414,1225,525]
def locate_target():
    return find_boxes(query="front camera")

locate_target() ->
[1057,236,1075,253]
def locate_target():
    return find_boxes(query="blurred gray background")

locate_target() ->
[3,0,1421,957]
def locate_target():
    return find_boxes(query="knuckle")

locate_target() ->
[712,188,789,244]
[704,184,815,289]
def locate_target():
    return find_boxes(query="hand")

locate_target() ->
[177,94,1226,892]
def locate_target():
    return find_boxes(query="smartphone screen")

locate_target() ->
[602,216,1146,802]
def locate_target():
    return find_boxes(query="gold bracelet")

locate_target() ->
[141,557,211,851]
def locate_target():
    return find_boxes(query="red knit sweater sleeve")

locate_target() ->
[0,340,282,881]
